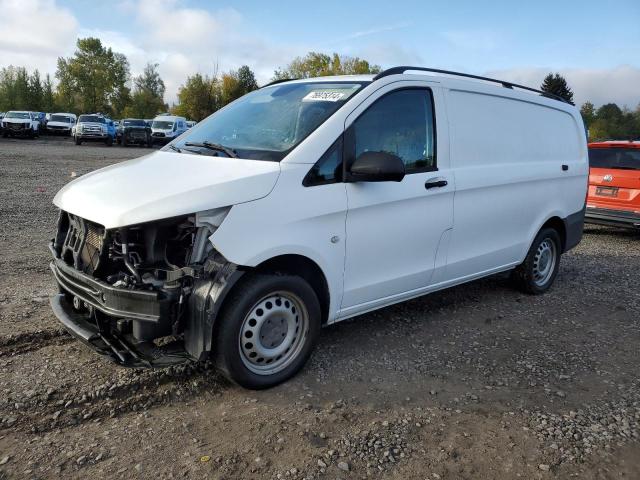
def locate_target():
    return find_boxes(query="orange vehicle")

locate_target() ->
[586,141,640,229]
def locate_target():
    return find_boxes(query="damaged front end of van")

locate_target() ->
[49,210,243,367]
[48,151,281,368]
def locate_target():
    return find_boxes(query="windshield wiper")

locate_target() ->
[167,144,182,153]
[184,141,238,158]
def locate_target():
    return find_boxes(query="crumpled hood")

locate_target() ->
[53,150,281,229]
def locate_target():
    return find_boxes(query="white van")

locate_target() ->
[49,67,588,389]
[150,114,188,144]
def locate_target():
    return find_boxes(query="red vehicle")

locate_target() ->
[586,141,640,229]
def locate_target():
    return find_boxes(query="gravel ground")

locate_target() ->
[0,136,638,479]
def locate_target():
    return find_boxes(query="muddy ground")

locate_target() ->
[0,136,638,479]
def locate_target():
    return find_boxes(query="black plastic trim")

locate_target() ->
[563,206,586,252]
[585,206,640,229]
[50,256,166,323]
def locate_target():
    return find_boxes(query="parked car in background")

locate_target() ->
[33,112,47,133]
[0,112,4,135]
[186,120,197,129]
[118,118,153,147]
[48,68,587,389]
[1,111,40,138]
[74,114,116,146]
[586,141,640,229]
[150,114,188,144]
[46,113,77,136]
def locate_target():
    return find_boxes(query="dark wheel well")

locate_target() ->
[541,216,566,252]
[250,255,330,325]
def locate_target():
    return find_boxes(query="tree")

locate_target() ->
[172,73,221,121]
[55,37,131,115]
[27,70,43,111]
[540,73,574,104]
[236,65,258,94]
[220,65,258,105]
[125,63,167,118]
[580,101,595,127]
[42,74,56,112]
[273,52,381,80]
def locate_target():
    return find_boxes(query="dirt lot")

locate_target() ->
[0,136,638,480]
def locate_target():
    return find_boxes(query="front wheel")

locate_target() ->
[214,274,321,389]
[511,227,561,294]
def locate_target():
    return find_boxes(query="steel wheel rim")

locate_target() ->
[532,238,557,287]
[239,291,309,375]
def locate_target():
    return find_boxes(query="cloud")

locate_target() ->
[0,0,78,72]
[442,30,500,51]
[486,65,640,108]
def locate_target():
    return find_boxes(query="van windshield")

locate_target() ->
[153,121,174,129]
[169,81,366,161]
[589,147,640,171]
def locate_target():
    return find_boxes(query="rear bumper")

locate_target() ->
[585,206,640,229]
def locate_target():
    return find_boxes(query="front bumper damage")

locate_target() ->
[49,238,243,368]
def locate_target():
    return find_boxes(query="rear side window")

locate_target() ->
[589,148,640,170]
[352,88,436,173]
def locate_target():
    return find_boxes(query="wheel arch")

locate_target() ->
[250,254,331,326]
[540,215,567,252]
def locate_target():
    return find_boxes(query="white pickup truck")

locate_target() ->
[1,111,40,138]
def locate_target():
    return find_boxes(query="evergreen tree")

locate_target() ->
[540,73,574,104]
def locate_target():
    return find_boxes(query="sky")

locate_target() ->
[1,0,639,108]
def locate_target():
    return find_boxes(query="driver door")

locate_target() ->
[340,83,454,315]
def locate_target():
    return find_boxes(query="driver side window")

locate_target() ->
[353,88,436,173]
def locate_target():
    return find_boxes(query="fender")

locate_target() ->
[184,256,245,361]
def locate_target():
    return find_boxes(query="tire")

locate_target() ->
[511,227,561,294]
[121,136,128,147]
[214,273,321,389]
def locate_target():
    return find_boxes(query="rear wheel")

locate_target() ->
[512,227,561,294]
[214,274,321,389]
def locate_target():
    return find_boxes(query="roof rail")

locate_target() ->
[260,78,298,89]
[373,66,570,104]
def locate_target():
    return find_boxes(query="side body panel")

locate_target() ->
[210,162,348,322]
[443,84,588,280]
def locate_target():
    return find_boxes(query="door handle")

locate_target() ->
[425,179,448,189]
[562,164,569,171]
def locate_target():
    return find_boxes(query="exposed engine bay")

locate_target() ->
[49,208,240,367]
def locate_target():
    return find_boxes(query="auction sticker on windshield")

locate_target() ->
[303,90,350,102]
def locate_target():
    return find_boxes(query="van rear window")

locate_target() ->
[588,148,640,170]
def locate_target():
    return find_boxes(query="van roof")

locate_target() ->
[153,115,184,120]
[268,66,571,106]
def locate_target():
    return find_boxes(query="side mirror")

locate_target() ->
[348,151,405,182]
